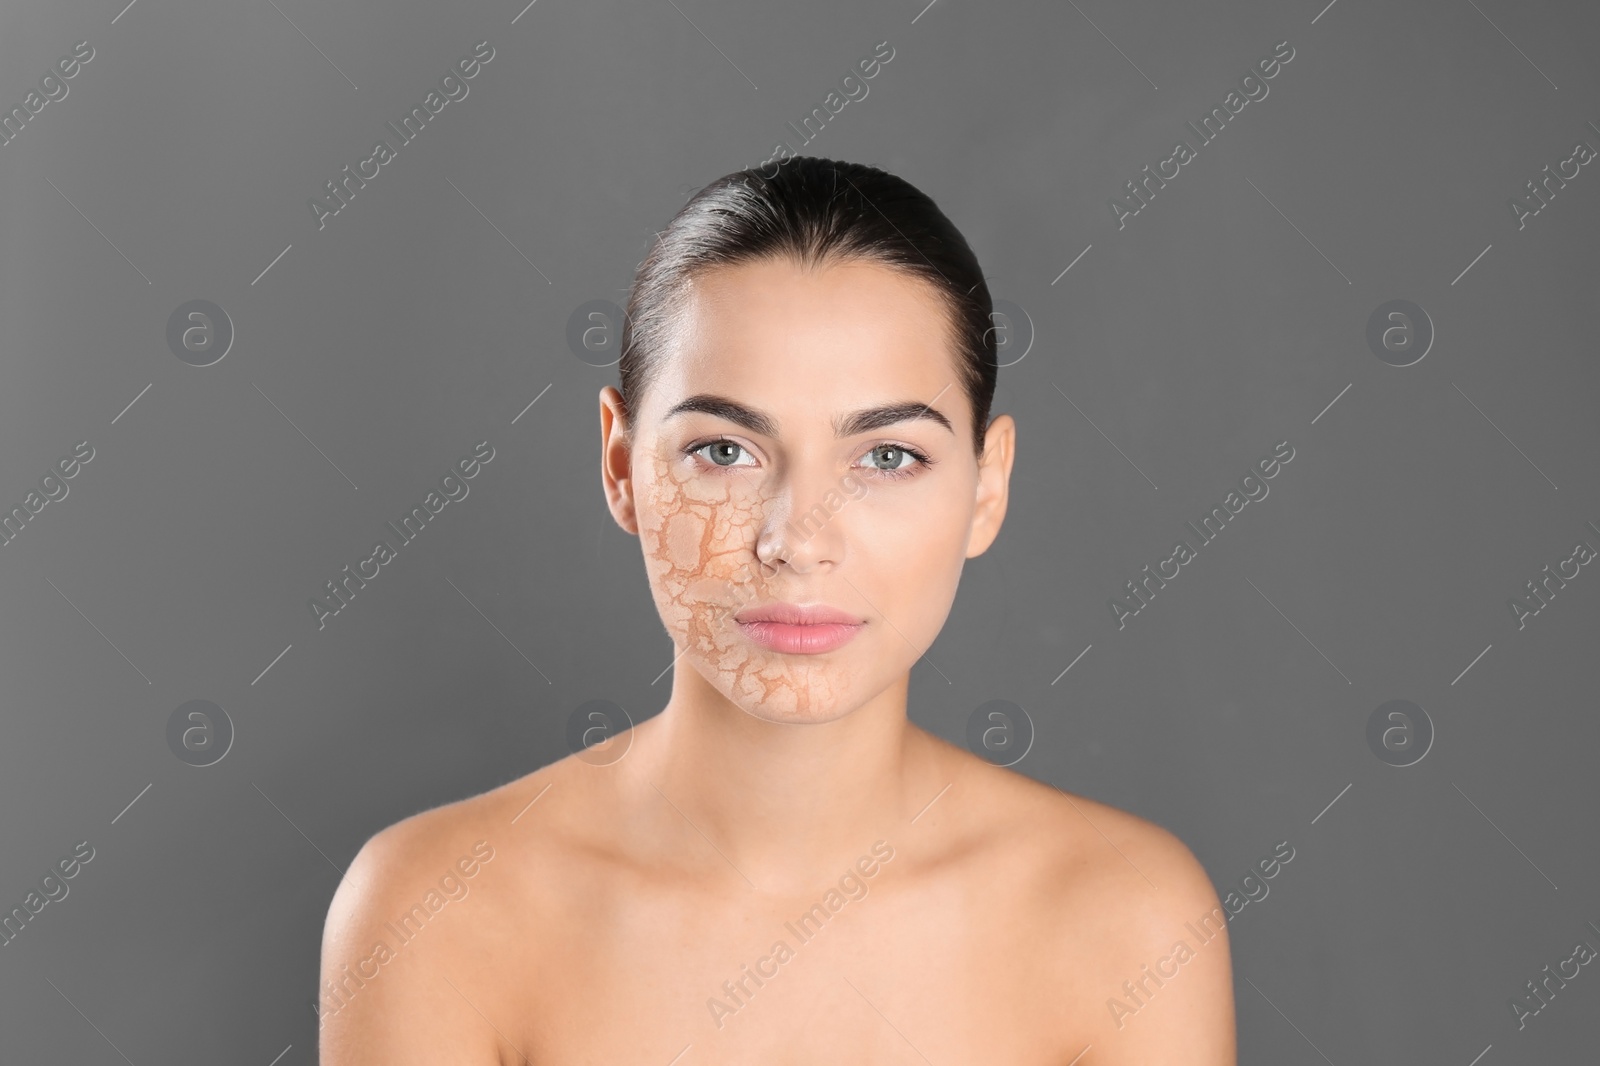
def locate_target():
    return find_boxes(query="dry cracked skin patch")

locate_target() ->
[636,443,852,722]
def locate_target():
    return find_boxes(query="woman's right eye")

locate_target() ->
[690,440,756,468]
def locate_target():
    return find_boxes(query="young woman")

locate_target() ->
[320,157,1236,1064]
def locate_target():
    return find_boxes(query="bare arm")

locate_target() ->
[318,823,508,1065]
[1079,825,1238,1065]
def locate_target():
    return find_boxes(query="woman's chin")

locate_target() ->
[733,700,860,726]
[672,639,881,725]
[709,669,861,726]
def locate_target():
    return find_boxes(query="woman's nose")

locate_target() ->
[755,469,853,573]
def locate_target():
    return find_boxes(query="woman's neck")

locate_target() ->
[623,667,930,890]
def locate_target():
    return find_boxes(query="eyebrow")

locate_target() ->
[663,393,955,438]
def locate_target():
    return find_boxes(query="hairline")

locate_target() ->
[624,250,987,456]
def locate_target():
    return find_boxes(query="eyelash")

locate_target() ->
[684,438,936,481]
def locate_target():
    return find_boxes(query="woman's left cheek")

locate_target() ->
[875,506,963,612]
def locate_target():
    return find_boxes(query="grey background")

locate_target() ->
[0,0,1596,1062]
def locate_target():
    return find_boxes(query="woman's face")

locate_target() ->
[601,256,1013,725]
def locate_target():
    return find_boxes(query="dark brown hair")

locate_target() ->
[617,157,998,455]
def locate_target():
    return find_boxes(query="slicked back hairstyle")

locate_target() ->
[616,157,998,456]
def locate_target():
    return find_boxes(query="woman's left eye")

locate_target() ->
[856,443,929,476]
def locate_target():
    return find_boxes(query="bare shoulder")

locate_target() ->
[1034,787,1236,1061]
[327,763,551,919]
[922,732,1216,906]
[317,763,569,1065]
[1033,778,1216,913]
[920,735,1236,1060]
[1030,785,1237,1061]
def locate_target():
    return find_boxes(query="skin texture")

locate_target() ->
[319,258,1237,1064]
[626,256,982,727]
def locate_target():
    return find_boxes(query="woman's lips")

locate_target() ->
[736,619,863,654]
[733,602,865,654]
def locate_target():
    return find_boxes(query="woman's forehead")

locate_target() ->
[645,259,965,426]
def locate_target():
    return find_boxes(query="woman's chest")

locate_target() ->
[500,882,1099,1064]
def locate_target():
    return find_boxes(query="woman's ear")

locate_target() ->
[965,413,1015,558]
[599,387,639,535]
